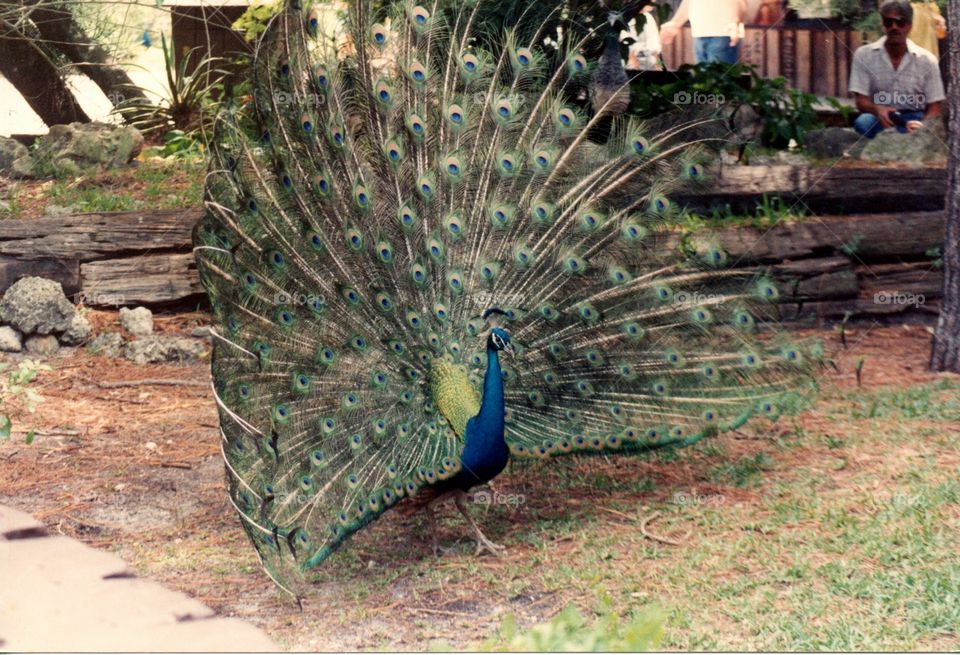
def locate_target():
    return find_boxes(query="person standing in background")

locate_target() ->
[660,0,748,64]
[909,1,946,59]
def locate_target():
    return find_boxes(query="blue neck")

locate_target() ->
[603,27,621,61]
[475,344,505,440]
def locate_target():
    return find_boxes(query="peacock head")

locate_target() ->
[488,327,515,357]
[607,11,629,32]
[482,308,515,356]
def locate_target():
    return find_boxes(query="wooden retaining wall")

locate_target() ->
[0,208,204,307]
[0,165,946,322]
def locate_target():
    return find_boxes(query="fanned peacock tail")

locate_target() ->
[193,0,820,594]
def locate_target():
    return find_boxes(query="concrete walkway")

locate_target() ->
[0,505,277,652]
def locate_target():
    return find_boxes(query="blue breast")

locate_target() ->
[448,346,510,490]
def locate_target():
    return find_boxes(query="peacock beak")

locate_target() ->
[504,342,516,357]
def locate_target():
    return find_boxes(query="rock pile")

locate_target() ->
[0,277,92,355]
[0,122,143,179]
[0,276,206,364]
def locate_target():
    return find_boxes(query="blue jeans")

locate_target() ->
[694,36,740,64]
[853,110,924,138]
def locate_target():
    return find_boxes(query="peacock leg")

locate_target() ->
[425,494,457,556]
[454,490,506,557]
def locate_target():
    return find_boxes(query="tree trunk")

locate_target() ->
[931,1,960,372]
[0,18,90,126]
[23,0,149,108]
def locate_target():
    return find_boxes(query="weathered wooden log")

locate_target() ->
[858,261,945,300]
[0,257,81,297]
[79,254,203,307]
[0,208,202,261]
[779,297,942,322]
[697,211,945,263]
[676,165,947,214]
[0,208,203,305]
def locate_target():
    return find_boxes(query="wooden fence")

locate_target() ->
[661,24,866,98]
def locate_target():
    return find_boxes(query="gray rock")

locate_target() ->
[10,155,35,179]
[88,332,123,358]
[60,313,93,346]
[0,277,76,335]
[25,335,60,357]
[803,127,863,159]
[724,103,763,144]
[122,336,206,365]
[0,325,23,352]
[43,204,75,218]
[859,120,949,164]
[0,136,29,174]
[25,122,144,178]
[119,306,153,336]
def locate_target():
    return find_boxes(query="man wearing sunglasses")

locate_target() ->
[849,0,944,138]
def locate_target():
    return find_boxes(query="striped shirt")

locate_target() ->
[849,37,945,111]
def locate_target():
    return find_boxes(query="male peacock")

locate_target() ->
[193,0,818,595]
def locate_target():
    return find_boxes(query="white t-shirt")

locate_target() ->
[687,0,742,38]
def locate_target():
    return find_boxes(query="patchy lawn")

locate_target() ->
[0,154,204,219]
[1,321,958,651]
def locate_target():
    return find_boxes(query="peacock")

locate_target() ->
[193,0,819,596]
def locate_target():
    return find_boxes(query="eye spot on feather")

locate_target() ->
[317,346,336,365]
[350,335,367,351]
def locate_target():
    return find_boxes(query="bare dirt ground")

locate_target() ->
[1,317,958,650]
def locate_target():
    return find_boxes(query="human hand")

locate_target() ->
[875,106,896,129]
[906,120,924,133]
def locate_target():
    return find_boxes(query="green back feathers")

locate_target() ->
[193,0,819,593]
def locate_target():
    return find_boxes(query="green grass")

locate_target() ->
[391,380,959,650]
[32,158,205,216]
[89,364,957,651]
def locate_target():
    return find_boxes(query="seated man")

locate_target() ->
[849,0,944,138]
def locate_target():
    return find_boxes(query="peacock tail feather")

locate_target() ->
[193,0,820,594]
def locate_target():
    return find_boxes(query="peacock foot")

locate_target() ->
[473,534,507,557]
[453,489,506,557]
